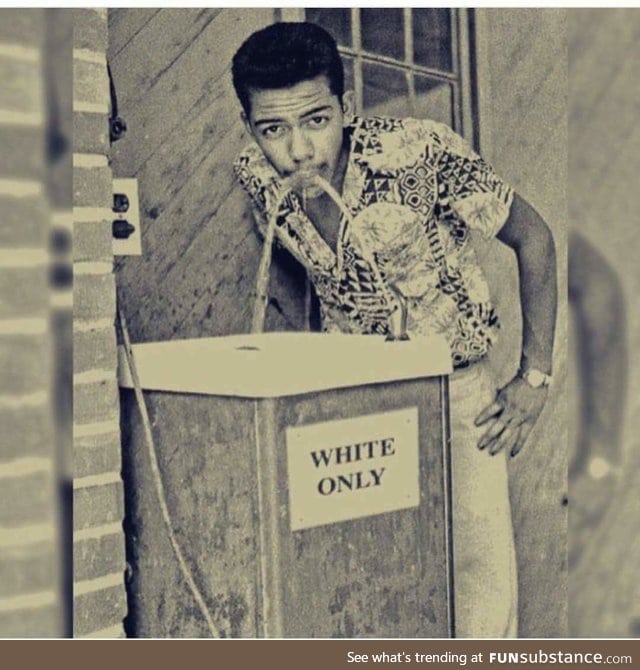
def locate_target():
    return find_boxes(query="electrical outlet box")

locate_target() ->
[113,177,142,256]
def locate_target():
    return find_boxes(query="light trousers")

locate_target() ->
[448,361,518,638]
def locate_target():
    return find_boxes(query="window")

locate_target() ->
[296,8,474,140]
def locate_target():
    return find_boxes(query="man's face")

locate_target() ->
[244,75,353,197]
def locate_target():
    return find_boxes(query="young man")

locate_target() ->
[232,22,557,637]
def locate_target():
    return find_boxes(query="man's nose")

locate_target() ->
[289,127,313,163]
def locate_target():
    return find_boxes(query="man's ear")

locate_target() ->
[341,90,356,126]
[241,110,253,136]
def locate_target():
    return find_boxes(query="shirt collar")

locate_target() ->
[348,115,385,167]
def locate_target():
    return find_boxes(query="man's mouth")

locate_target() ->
[285,168,323,192]
[296,167,322,183]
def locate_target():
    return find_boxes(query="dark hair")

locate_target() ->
[232,22,344,114]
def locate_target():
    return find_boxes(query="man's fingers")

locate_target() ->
[475,399,503,426]
[510,422,533,458]
[478,416,508,450]
[489,424,522,456]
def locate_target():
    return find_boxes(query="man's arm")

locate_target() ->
[475,192,558,457]
[499,193,557,374]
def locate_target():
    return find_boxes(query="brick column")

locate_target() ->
[72,8,127,638]
[0,9,61,637]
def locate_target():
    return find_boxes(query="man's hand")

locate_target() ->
[474,376,548,457]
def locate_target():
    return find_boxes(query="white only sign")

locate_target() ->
[286,407,420,531]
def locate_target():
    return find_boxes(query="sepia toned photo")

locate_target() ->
[3,3,640,650]
[103,8,567,638]
[15,5,640,645]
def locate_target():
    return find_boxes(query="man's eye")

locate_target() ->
[307,116,329,129]
[263,125,285,138]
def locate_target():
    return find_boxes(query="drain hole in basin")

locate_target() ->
[236,345,261,351]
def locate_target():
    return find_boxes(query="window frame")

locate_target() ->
[281,7,476,144]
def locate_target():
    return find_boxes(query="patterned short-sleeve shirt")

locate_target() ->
[234,116,514,369]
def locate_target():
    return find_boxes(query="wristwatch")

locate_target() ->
[520,368,552,388]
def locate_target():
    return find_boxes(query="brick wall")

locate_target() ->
[72,8,127,638]
[0,9,61,637]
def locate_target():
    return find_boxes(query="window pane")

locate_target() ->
[342,55,355,93]
[362,62,409,117]
[412,8,453,72]
[305,8,352,47]
[414,76,454,126]
[361,9,404,61]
